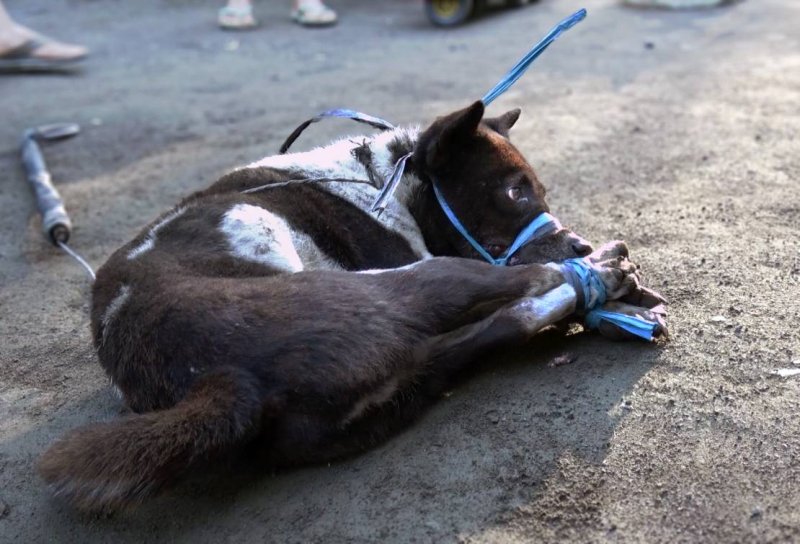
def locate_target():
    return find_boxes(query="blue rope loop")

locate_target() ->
[481,8,587,106]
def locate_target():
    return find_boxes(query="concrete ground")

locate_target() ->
[1,0,798,542]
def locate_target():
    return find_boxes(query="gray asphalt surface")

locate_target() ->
[1,0,799,542]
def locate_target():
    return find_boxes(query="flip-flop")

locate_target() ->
[0,38,87,73]
[218,5,259,30]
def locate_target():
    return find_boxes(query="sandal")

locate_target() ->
[0,37,87,73]
[218,5,259,30]
[291,2,338,27]
[623,0,728,7]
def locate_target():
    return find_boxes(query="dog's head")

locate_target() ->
[412,101,592,265]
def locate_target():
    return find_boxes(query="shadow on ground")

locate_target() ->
[5,330,656,542]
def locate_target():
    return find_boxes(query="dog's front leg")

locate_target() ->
[413,241,641,394]
[409,280,575,395]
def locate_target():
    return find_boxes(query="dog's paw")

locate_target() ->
[586,240,667,307]
[587,240,630,264]
[594,301,669,341]
[587,244,640,301]
[619,283,668,308]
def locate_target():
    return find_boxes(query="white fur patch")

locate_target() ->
[510,283,577,334]
[110,382,124,400]
[221,204,310,272]
[101,285,131,343]
[245,127,432,261]
[342,377,399,425]
[289,229,342,271]
[127,207,186,260]
[358,262,422,275]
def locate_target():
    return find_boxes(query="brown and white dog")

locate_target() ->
[38,101,664,512]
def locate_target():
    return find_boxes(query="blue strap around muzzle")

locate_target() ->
[431,181,561,266]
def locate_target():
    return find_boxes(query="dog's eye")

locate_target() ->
[506,186,524,201]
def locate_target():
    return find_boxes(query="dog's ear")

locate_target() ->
[440,100,485,142]
[483,108,521,137]
[423,101,485,169]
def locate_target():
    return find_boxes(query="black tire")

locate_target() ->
[425,0,476,27]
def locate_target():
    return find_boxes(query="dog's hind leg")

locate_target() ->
[264,280,580,465]
[38,366,270,513]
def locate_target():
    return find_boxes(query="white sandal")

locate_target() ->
[218,5,259,30]
[291,2,338,26]
[623,0,728,7]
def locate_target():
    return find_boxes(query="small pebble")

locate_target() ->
[548,353,576,368]
[425,520,442,531]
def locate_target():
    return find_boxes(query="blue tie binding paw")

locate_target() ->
[559,253,668,342]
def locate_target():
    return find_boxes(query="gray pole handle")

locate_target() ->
[21,137,72,245]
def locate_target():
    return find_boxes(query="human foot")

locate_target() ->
[218,3,258,30]
[0,25,87,72]
[291,0,338,26]
[0,24,87,62]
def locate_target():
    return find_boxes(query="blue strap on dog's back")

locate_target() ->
[560,258,659,341]
[280,109,396,154]
[481,8,587,106]
[371,152,413,215]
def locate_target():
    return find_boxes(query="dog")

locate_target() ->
[38,101,664,512]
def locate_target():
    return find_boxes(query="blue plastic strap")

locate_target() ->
[560,258,606,310]
[560,258,658,341]
[432,181,496,263]
[481,8,587,106]
[585,309,659,341]
[502,212,562,265]
[280,109,396,154]
[371,152,413,215]
[431,180,561,266]
[313,109,396,131]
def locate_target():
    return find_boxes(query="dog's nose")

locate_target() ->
[570,236,593,257]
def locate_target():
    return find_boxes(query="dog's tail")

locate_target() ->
[38,367,263,513]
